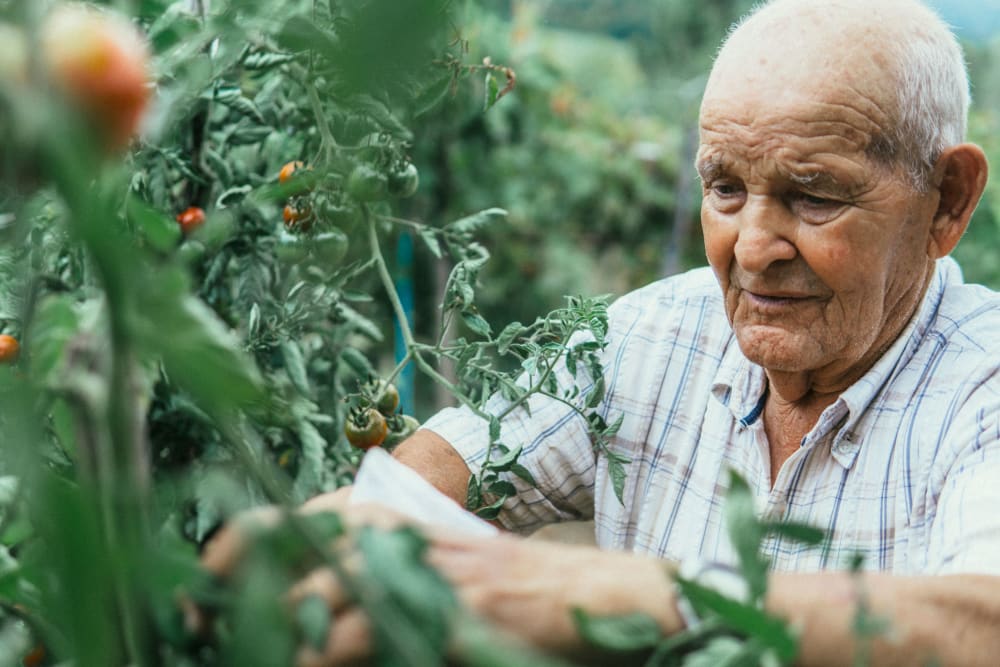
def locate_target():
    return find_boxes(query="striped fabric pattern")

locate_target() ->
[423,258,1000,575]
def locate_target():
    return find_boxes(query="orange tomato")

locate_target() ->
[278,161,304,184]
[0,335,20,364]
[41,3,151,152]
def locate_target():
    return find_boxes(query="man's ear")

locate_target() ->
[927,143,989,259]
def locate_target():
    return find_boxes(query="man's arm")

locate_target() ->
[299,428,472,514]
[767,571,1000,667]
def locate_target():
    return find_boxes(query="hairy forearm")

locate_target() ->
[767,572,1000,667]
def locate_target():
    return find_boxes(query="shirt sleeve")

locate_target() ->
[421,329,600,534]
[924,399,1000,576]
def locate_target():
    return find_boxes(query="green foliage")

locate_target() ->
[0,1,639,665]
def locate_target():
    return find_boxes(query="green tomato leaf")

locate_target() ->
[414,71,454,118]
[675,577,798,662]
[497,321,523,356]
[486,444,522,473]
[465,475,482,511]
[27,295,79,383]
[571,608,662,652]
[282,340,311,396]
[608,455,627,505]
[485,480,516,498]
[418,227,443,258]
[488,416,502,444]
[296,595,330,652]
[483,71,500,111]
[474,496,505,520]
[762,521,826,546]
[126,195,181,252]
[461,311,492,338]
[723,471,768,604]
[509,463,537,487]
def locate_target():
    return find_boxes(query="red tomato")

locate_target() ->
[176,207,206,235]
[283,204,312,232]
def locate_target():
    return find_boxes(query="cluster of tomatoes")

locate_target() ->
[344,379,420,451]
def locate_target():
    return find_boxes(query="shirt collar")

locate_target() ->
[710,258,960,468]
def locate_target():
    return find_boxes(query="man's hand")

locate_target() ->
[200,494,686,666]
[290,530,685,666]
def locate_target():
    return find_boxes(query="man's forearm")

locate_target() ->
[767,572,1000,667]
[391,428,472,507]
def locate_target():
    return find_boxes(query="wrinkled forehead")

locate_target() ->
[701,3,899,131]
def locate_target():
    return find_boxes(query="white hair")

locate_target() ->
[725,0,970,191]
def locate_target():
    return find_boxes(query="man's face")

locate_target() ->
[697,72,940,389]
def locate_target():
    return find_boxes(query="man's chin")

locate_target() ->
[733,327,821,373]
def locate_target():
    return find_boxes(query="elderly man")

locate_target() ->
[209,0,1000,664]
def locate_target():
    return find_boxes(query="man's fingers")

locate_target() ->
[201,505,284,576]
[301,486,353,514]
[295,607,371,667]
[287,567,353,614]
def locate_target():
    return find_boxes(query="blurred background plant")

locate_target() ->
[0,0,996,665]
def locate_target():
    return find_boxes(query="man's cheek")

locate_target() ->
[701,214,736,279]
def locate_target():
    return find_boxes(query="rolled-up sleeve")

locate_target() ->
[421,342,599,533]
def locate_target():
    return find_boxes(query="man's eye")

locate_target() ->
[711,182,742,197]
[801,193,836,206]
[791,192,847,223]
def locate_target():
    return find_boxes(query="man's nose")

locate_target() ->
[732,196,797,274]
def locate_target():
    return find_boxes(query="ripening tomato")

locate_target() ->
[283,204,312,232]
[0,335,19,364]
[22,643,45,667]
[40,3,151,152]
[373,381,400,416]
[279,161,304,184]
[344,408,387,450]
[176,206,206,235]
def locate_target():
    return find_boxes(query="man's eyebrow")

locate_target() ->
[787,171,855,195]
[695,157,725,182]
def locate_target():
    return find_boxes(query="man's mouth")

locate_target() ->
[744,291,815,308]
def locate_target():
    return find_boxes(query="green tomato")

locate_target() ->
[309,229,349,267]
[320,201,361,231]
[178,239,206,268]
[387,163,419,198]
[384,414,420,447]
[347,164,387,202]
[275,231,308,263]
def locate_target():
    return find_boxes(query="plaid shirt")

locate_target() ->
[423,258,1000,575]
